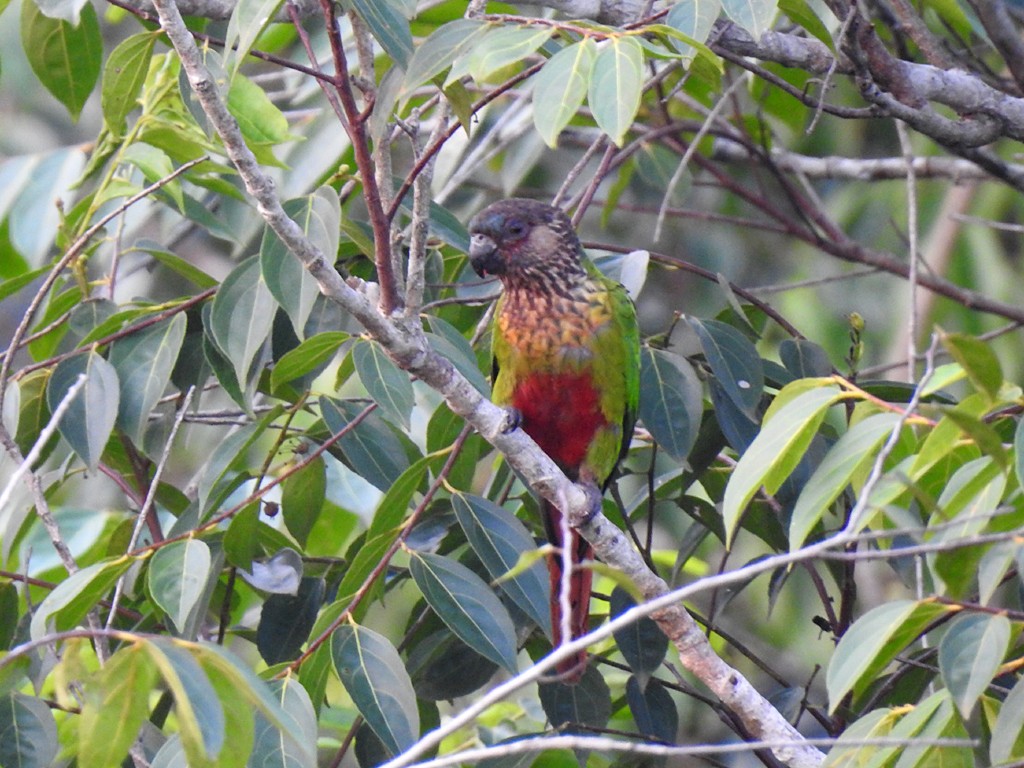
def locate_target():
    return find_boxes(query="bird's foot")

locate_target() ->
[575,481,604,526]
[501,406,523,434]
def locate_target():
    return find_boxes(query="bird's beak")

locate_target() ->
[469,233,502,277]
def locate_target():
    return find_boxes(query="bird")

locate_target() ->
[468,198,640,681]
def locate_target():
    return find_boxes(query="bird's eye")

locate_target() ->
[507,220,527,238]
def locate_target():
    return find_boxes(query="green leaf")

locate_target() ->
[211,255,277,387]
[137,241,219,289]
[102,32,159,135]
[223,503,260,570]
[148,539,213,634]
[789,412,902,550]
[721,0,778,39]
[638,348,703,462]
[47,351,120,470]
[108,314,187,447]
[401,19,489,96]
[30,557,133,640]
[469,24,554,82]
[261,188,341,339]
[352,0,414,68]
[282,457,327,546]
[538,665,612,730]
[938,612,1010,718]
[611,587,668,678]
[588,35,644,146]
[409,551,519,673]
[779,338,833,378]
[991,674,1024,763]
[452,492,551,636]
[666,0,722,45]
[21,1,101,120]
[626,675,678,743]
[227,72,293,148]
[424,329,489,395]
[144,639,225,767]
[224,0,286,77]
[722,382,842,545]
[257,577,325,665]
[532,39,598,148]
[79,644,159,767]
[352,340,415,430]
[368,456,429,538]
[691,318,765,418]
[826,599,950,711]
[251,678,318,768]
[271,331,348,391]
[0,692,58,768]
[320,397,410,491]
[331,624,419,757]
[778,0,835,49]
[941,331,1003,401]
[197,409,279,513]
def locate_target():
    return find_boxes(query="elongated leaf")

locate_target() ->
[991,674,1024,763]
[261,189,341,339]
[938,612,1010,718]
[611,587,668,678]
[826,600,950,710]
[194,642,310,751]
[666,0,722,45]
[368,456,429,538]
[401,18,489,96]
[588,36,644,146]
[789,412,902,550]
[251,678,318,768]
[21,1,101,119]
[469,25,553,82]
[145,639,225,767]
[197,415,275,514]
[0,692,58,768]
[332,624,419,757]
[148,539,213,634]
[638,348,703,462]
[109,314,186,447]
[626,676,678,743]
[352,0,413,68]
[941,331,1002,401]
[409,551,519,672]
[30,557,132,640]
[271,331,348,391]
[721,0,777,39]
[452,492,551,635]
[79,644,159,767]
[281,457,327,547]
[102,32,158,135]
[722,383,842,545]
[538,666,611,729]
[691,318,764,418]
[424,331,489,395]
[320,397,410,491]
[224,0,286,77]
[352,340,414,430]
[257,577,325,665]
[47,351,120,470]
[211,255,277,387]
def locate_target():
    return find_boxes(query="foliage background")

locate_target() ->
[3,0,1024,766]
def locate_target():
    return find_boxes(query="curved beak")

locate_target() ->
[469,233,501,277]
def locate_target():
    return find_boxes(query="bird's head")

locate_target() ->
[468,199,582,283]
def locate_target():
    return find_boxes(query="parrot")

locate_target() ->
[468,198,640,681]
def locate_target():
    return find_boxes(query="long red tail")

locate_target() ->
[543,500,593,682]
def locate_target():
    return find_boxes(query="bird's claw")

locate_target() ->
[577,482,604,525]
[501,407,523,434]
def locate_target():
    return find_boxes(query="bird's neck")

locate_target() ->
[500,260,589,301]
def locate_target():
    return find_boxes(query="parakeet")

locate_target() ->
[468,198,640,681]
